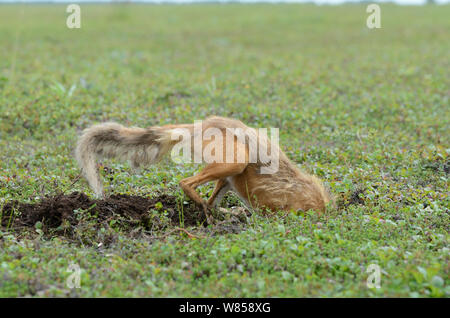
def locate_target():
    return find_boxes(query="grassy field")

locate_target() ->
[0,3,449,297]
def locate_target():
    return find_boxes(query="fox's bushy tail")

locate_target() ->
[75,122,175,197]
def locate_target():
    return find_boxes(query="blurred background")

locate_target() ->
[0,0,449,5]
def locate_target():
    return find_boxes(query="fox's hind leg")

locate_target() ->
[207,179,230,207]
[179,163,247,224]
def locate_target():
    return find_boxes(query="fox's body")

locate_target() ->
[75,116,331,222]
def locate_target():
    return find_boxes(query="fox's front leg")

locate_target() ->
[179,163,247,224]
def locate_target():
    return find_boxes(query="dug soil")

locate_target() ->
[1,192,247,243]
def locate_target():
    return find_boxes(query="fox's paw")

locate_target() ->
[202,203,215,225]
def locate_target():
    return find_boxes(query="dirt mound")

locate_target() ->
[1,192,206,230]
[1,192,248,244]
[0,192,248,244]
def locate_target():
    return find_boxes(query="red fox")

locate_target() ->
[75,116,332,223]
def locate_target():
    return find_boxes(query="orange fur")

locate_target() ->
[75,116,333,223]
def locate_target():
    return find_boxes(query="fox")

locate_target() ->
[75,116,332,223]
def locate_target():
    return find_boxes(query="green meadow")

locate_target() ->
[0,3,448,297]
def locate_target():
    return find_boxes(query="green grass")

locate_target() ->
[0,3,449,297]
